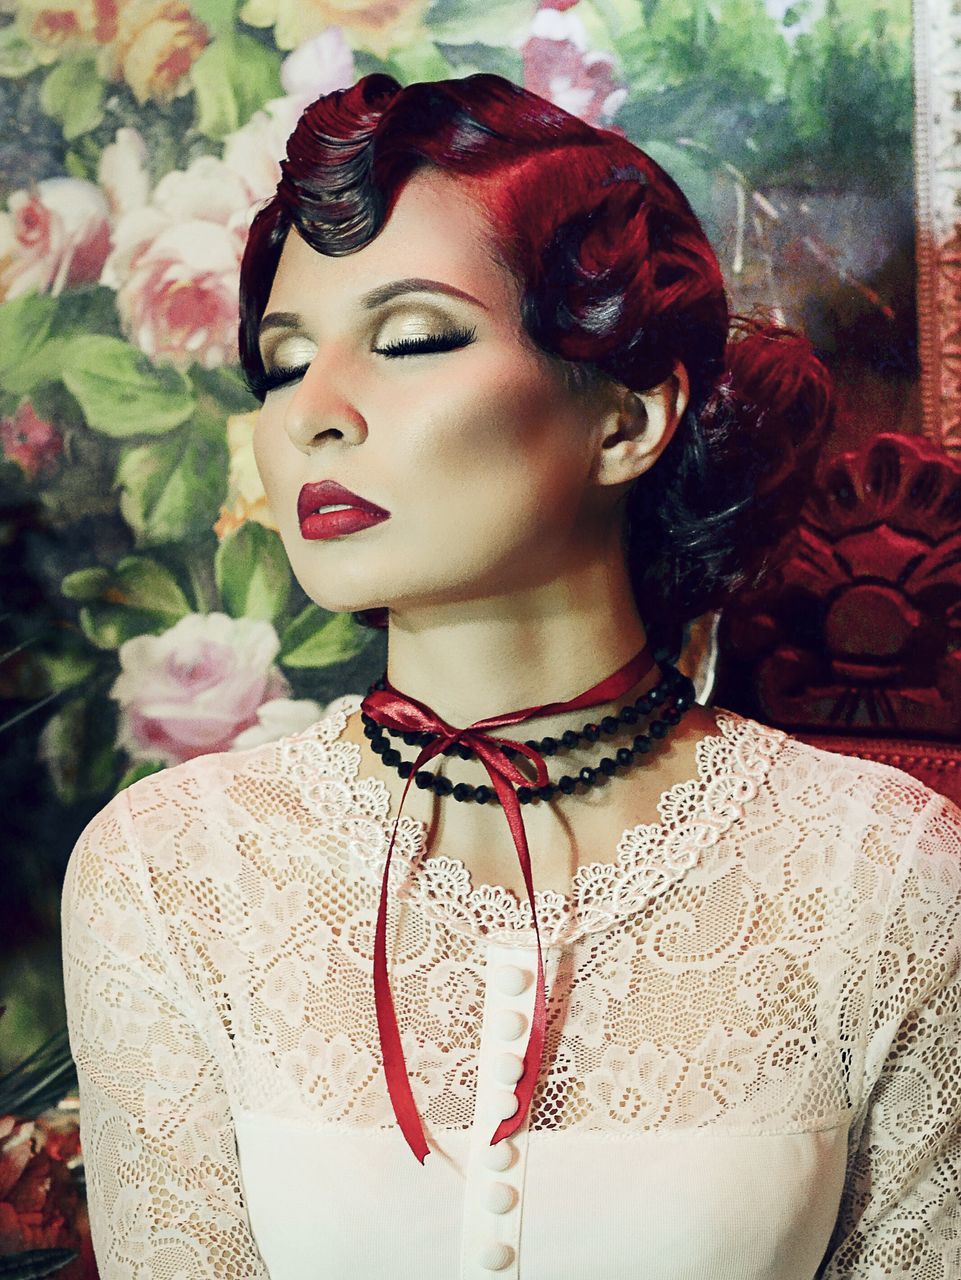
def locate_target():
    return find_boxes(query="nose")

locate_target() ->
[282,358,368,454]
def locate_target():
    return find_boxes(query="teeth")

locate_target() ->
[316,504,354,513]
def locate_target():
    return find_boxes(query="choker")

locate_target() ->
[361,662,694,805]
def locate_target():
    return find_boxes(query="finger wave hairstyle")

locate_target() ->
[239,73,833,654]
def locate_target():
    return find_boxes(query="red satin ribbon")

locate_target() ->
[361,643,656,1163]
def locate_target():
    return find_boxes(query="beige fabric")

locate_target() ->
[62,700,961,1278]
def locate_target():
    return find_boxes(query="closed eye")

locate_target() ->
[247,326,477,402]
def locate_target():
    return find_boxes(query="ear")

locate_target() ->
[593,363,690,487]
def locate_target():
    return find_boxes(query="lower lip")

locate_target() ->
[300,508,390,540]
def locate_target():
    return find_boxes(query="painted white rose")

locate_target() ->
[101,155,250,368]
[222,29,354,205]
[231,696,326,748]
[112,612,290,765]
[98,127,151,219]
[0,177,110,301]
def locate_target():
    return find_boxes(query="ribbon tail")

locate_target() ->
[485,768,548,1147]
[373,766,432,1164]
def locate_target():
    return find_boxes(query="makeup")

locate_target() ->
[298,480,390,540]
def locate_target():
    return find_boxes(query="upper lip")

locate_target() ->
[297,480,390,524]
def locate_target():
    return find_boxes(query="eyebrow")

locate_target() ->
[258,277,488,343]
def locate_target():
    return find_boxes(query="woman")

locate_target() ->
[62,75,961,1279]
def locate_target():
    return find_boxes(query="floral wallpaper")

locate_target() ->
[0,0,914,1069]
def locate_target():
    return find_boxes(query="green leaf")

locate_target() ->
[39,58,105,139]
[187,0,240,35]
[388,41,454,83]
[114,555,191,619]
[116,759,166,791]
[0,293,59,396]
[215,523,291,622]
[280,607,364,669]
[0,23,40,77]
[38,696,119,803]
[192,364,259,413]
[62,336,195,436]
[62,566,112,601]
[78,602,171,650]
[426,0,538,44]
[191,31,282,139]
[435,42,523,81]
[34,647,98,694]
[116,413,228,546]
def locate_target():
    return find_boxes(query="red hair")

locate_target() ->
[239,75,833,647]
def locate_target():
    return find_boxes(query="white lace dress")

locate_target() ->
[61,700,961,1280]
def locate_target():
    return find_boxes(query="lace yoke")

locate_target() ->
[62,699,961,1279]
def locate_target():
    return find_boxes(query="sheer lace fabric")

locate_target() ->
[62,701,961,1278]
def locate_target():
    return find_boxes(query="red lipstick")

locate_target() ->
[297,480,390,540]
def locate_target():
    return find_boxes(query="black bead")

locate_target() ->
[633,734,652,754]
[583,723,601,743]
[619,705,639,725]
[382,748,401,767]
[442,743,460,756]
[541,736,557,755]
[474,785,492,805]
[457,744,474,760]
[662,706,681,726]
[561,729,580,748]
[648,685,666,706]
[363,721,378,739]
[415,770,435,789]
[637,693,653,714]
[452,782,473,801]
[558,775,577,795]
[675,693,694,712]
[402,731,421,746]
[616,746,634,767]
[650,719,668,739]
[579,766,597,785]
[517,786,533,804]
[524,739,539,751]
[599,756,617,775]
[434,775,453,796]
[370,736,387,755]
[398,762,413,779]
[537,784,555,801]
[600,716,620,734]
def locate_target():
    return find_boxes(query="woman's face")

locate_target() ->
[254,170,621,619]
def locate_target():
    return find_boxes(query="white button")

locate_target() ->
[493,1053,524,1085]
[483,1140,515,1172]
[494,965,531,996]
[478,1242,514,1271]
[489,1090,519,1122]
[491,1009,527,1041]
[486,1182,517,1215]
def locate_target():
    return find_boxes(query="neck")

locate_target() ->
[384,554,658,738]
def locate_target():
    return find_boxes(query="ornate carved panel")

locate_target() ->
[915,0,961,454]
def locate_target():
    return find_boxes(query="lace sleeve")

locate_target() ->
[820,789,961,1279]
[61,788,269,1279]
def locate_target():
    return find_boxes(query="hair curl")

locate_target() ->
[239,74,833,654]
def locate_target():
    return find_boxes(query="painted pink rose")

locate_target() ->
[0,402,63,479]
[0,177,111,301]
[521,9,626,126]
[101,155,250,368]
[112,612,290,764]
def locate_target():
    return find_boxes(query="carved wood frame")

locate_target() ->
[915,0,961,455]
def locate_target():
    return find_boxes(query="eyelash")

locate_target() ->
[249,326,477,401]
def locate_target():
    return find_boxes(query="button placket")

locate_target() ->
[460,942,559,1280]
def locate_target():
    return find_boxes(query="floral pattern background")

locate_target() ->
[0,0,914,1080]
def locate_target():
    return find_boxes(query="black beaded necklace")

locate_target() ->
[361,662,696,806]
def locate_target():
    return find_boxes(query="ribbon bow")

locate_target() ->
[361,643,656,1163]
